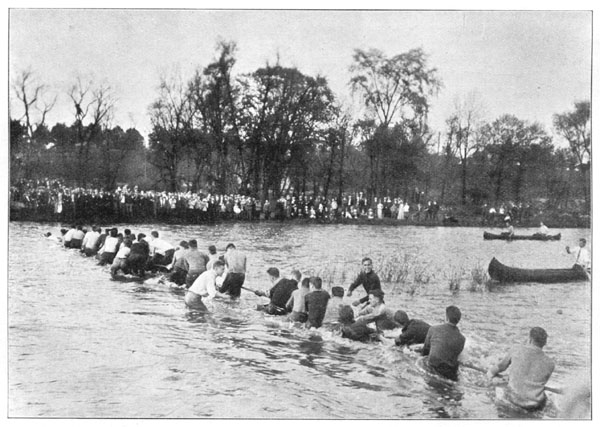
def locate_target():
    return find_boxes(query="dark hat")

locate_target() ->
[394,310,409,325]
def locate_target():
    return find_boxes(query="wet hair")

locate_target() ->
[124,229,132,236]
[208,245,217,254]
[338,305,355,325]
[446,305,462,324]
[310,276,323,289]
[301,278,311,288]
[267,267,280,278]
[291,270,301,281]
[137,233,146,241]
[44,232,52,237]
[226,243,236,250]
[213,260,225,269]
[151,231,159,238]
[179,240,189,249]
[394,310,410,326]
[331,286,344,297]
[530,327,548,347]
[369,289,385,302]
[188,239,198,248]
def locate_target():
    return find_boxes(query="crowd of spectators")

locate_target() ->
[9,178,539,226]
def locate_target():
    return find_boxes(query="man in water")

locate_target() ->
[185,260,226,311]
[566,238,591,271]
[304,277,331,328]
[339,305,377,342]
[219,243,247,298]
[354,289,393,331]
[346,257,381,307]
[184,240,210,288]
[255,267,297,315]
[421,305,466,381]
[393,310,431,347]
[323,286,345,324]
[81,226,101,257]
[126,233,150,277]
[487,327,555,410]
[147,231,175,271]
[286,278,310,322]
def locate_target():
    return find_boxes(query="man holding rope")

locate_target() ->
[487,327,555,410]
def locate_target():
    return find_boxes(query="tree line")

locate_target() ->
[10,41,590,213]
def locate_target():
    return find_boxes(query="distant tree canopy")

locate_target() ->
[9,44,590,215]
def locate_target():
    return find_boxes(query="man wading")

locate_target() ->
[421,305,466,381]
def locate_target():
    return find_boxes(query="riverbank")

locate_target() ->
[10,208,590,228]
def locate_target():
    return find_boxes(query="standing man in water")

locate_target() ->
[566,238,591,272]
[219,243,247,298]
[255,267,297,315]
[185,260,226,311]
[421,305,466,381]
[487,327,555,410]
[346,257,381,307]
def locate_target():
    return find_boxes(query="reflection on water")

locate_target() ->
[8,221,590,418]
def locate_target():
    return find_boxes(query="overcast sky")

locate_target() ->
[9,8,592,145]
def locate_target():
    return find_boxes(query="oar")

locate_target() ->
[460,362,563,394]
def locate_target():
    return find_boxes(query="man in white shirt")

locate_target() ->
[185,260,226,311]
[81,226,101,257]
[566,238,591,271]
[147,230,175,271]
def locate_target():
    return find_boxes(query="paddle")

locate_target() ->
[460,362,563,394]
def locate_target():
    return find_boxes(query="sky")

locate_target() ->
[8,7,593,146]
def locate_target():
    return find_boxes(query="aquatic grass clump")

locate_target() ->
[469,262,492,292]
[446,267,464,292]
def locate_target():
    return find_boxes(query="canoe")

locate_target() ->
[488,257,588,283]
[483,231,561,241]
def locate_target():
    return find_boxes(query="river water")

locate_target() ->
[8,221,591,419]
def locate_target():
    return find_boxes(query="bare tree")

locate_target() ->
[148,72,196,192]
[553,100,591,211]
[446,91,485,204]
[11,69,57,179]
[68,77,115,186]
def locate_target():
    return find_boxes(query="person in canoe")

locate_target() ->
[255,267,298,315]
[486,327,555,411]
[393,310,431,347]
[421,305,466,381]
[537,221,549,236]
[566,238,591,272]
[501,217,514,239]
[346,257,382,307]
